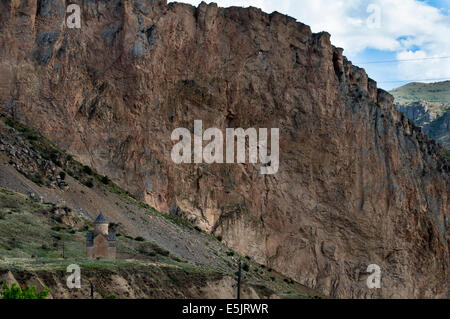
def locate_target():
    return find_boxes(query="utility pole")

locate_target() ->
[90,281,94,300]
[236,260,241,300]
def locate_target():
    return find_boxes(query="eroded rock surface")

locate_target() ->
[0,0,449,298]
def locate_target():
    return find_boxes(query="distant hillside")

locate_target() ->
[390,81,450,149]
[390,81,450,105]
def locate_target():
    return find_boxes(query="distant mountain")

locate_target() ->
[390,81,450,148]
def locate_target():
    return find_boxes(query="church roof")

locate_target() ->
[94,212,108,224]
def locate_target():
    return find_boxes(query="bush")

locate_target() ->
[5,119,14,128]
[226,251,234,256]
[59,172,66,180]
[100,176,110,185]
[105,294,117,299]
[51,215,63,223]
[1,283,50,299]
[134,236,145,242]
[26,134,39,141]
[242,263,250,272]
[154,246,170,257]
[83,180,94,188]
[83,165,93,175]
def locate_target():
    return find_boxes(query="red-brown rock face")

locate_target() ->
[0,0,449,298]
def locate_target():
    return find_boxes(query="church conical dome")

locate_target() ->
[94,212,108,224]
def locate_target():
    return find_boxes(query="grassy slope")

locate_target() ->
[390,81,450,105]
[0,115,322,299]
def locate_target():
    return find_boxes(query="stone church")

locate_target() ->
[86,213,116,260]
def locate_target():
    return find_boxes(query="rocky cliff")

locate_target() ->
[0,0,449,298]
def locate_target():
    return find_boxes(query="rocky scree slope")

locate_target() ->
[0,0,449,298]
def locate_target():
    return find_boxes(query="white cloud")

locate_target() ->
[174,0,450,84]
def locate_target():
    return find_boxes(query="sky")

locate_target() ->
[175,0,450,90]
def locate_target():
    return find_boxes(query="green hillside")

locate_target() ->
[390,81,450,105]
[390,81,450,149]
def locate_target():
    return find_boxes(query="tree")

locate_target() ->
[1,282,50,299]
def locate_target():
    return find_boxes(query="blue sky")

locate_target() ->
[177,0,450,90]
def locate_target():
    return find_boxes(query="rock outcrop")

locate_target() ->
[396,102,450,149]
[0,0,449,298]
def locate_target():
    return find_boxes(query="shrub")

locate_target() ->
[101,175,110,185]
[242,263,250,272]
[26,134,39,141]
[29,174,44,186]
[59,172,66,180]
[154,246,170,256]
[216,235,223,242]
[83,180,94,188]
[83,165,93,175]
[105,294,117,299]
[134,236,145,242]
[1,283,50,299]
[5,119,14,128]
[51,215,63,223]
[226,251,234,256]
